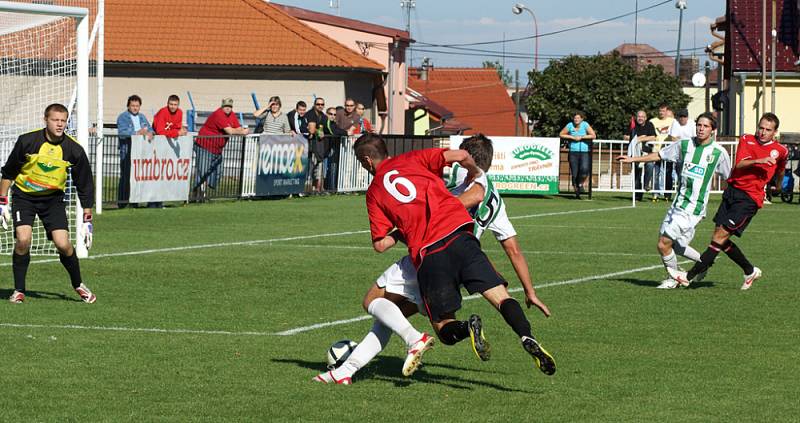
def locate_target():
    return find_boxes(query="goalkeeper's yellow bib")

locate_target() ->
[15,142,71,195]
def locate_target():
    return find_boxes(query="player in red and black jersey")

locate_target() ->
[355,133,556,376]
[669,113,789,290]
[1,103,96,304]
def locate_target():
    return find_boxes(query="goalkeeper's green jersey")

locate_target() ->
[659,138,731,217]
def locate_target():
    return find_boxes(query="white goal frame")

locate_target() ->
[0,1,91,257]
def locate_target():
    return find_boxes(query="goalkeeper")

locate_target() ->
[2,103,96,304]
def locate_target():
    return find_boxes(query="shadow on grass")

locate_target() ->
[0,288,80,302]
[615,278,716,289]
[274,356,537,393]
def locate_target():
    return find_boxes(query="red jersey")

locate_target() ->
[366,148,472,268]
[152,106,183,138]
[728,134,788,207]
[196,108,241,155]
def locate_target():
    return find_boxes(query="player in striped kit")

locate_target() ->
[314,134,553,385]
[618,113,731,288]
[668,113,788,289]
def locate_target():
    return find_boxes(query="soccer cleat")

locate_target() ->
[522,336,557,376]
[694,270,708,283]
[666,267,691,287]
[741,267,762,290]
[468,314,491,361]
[74,283,96,304]
[657,278,679,289]
[8,290,25,304]
[402,333,435,377]
[312,371,351,385]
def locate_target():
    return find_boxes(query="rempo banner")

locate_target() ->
[255,134,308,196]
[130,135,193,202]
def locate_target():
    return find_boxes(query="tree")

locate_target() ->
[483,60,513,86]
[524,53,691,139]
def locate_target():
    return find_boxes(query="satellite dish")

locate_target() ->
[692,72,707,88]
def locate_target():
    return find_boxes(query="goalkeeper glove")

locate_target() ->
[0,196,10,231]
[83,211,93,250]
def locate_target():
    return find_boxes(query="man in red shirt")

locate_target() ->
[152,95,187,138]
[354,134,556,375]
[669,113,789,289]
[194,98,248,193]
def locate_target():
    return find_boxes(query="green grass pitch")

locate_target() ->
[1,193,798,422]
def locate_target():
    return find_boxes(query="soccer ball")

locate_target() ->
[326,340,358,370]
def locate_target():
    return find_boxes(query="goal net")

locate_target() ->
[0,1,92,256]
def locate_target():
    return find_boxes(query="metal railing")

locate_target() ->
[88,133,447,205]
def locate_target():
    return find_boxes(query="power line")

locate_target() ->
[414,46,708,61]
[416,0,671,48]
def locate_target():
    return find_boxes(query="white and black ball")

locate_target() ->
[326,340,358,369]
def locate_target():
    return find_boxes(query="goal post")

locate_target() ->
[0,1,90,257]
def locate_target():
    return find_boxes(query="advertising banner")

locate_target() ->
[255,134,308,196]
[450,136,560,194]
[129,135,193,202]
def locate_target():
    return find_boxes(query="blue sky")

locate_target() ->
[274,0,725,81]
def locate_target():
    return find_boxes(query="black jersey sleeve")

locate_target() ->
[1,134,30,181]
[69,142,95,209]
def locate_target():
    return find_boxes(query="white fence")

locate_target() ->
[591,139,738,198]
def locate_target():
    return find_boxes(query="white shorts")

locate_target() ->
[659,207,703,248]
[375,255,425,313]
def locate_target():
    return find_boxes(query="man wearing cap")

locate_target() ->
[194,98,249,194]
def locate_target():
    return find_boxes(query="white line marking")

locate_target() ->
[0,323,274,337]
[263,243,649,257]
[273,261,681,336]
[0,261,677,338]
[509,205,633,220]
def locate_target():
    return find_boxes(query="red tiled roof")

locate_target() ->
[408,68,517,136]
[104,0,383,70]
[274,3,412,42]
[726,0,799,73]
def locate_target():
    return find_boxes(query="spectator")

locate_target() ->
[254,96,290,135]
[323,107,348,137]
[306,97,327,140]
[152,94,187,138]
[194,98,248,196]
[667,108,696,141]
[352,103,374,135]
[650,104,675,201]
[116,94,153,209]
[286,101,310,138]
[335,98,358,135]
[625,110,657,201]
[559,111,596,199]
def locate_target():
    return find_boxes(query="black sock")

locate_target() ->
[12,252,30,292]
[438,320,470,345]
[724,242,754,275]
[499,298,533,340]
[59,251,83,288]
[687,241,725,280]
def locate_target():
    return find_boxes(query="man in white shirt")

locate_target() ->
[667,109,697,191]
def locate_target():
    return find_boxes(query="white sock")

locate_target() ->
[332,321,391,380]
[367,297,422,348]
[678,245,702,262]
[661,251,678,270]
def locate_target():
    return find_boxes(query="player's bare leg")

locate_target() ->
[51,229,95,303]
[9,225,32,303]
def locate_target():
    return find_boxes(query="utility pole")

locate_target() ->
[634,0,638,44]
[771,0,777,113]
[675,1,687,77]
[401,1,415,67]
[761,0,767,115]
[704,61,711,113]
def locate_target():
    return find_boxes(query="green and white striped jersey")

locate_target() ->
[659,138,732,217]
[446,164,516,241]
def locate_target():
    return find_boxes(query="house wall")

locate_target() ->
[682,86,719,122]
[92,66,377,129]
[731,75,800,135]
[300,21,409,134]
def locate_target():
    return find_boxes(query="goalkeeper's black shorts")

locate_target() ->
[11,193,69,239]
